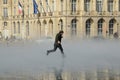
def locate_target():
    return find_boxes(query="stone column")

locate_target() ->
[94,19,98,37]
[91,19,95,37]
[77,17,81,38]
[106,20,109,38]
[102,20,106,38]
[81,19,86,38]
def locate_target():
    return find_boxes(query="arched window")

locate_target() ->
[18,22,20,34]
[49,20,53,36]
[26,21,29,36]
[71,0,76,13]
[4,22,7,26]
[98,19,103,36]
[43,20,47,37]
[59,20,63,30]
[108,0,113,12]
[71,19,77,36]
[13,22,16,34]
[37,20,41,38]
[86,19,91,36]
[109,19,114,36]
[96,0,103,12]
[84,0,90,12]
[14,7,16,16]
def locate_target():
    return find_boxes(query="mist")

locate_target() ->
[0,39,120,76]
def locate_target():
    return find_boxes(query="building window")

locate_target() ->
[3,8,8,18]
[119,0,120,11]
[18,22,20,34]
[71,0,76,13]
[96,0,103,12]
[4,22,7,26]
[108,0,113,12]
[84,0,90,12]
[28,6,29,15]
[3,0,7,4]
[13,22,16,34]
[71,19,77,36]
[98,19,103,36]
[46,0,49,12]
[86,19,91,36]
[46,0,48,3]
[109,19,114,36]
[40,2,43,13]
[52,0,54,12]
[14,0,16,4]
[61,0,63,13]
[59,20,63,30]
[14,7,16,16]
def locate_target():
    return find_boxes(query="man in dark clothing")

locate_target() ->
[47,30,64,57]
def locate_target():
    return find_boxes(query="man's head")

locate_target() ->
[59,30,64,35]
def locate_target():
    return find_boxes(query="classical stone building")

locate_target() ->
[0,0,120,40]
[0,68,120,80]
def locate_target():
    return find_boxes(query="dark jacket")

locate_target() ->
[54,33,63,44]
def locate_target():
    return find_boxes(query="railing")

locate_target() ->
[12,15,23,19]
[58,10,80,16]
[2,16,8,19]
[42,12,46,16]
[1,11,120,20]
[59,11,63,15]
[70,11,80,15]
[83,11,120,16]
[48,12,52,16]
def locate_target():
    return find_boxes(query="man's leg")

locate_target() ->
[58,44,65,57]
[58,44,64,54]
[47,44,57,55]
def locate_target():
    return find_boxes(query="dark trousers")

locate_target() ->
[48,43,64,54]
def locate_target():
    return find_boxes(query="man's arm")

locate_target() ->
[57,34,62,44]
[58,41,61,44]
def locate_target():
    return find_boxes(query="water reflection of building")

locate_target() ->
[0,0,120,40]
[37,68,120,80]
[0,68,120,80]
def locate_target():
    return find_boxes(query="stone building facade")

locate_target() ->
[0,68,119,80]
[37,68,120,80]
[0,0,120,40]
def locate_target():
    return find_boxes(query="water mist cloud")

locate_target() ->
[0,39,120,75]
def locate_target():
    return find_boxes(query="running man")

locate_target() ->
[47,30,65,57]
